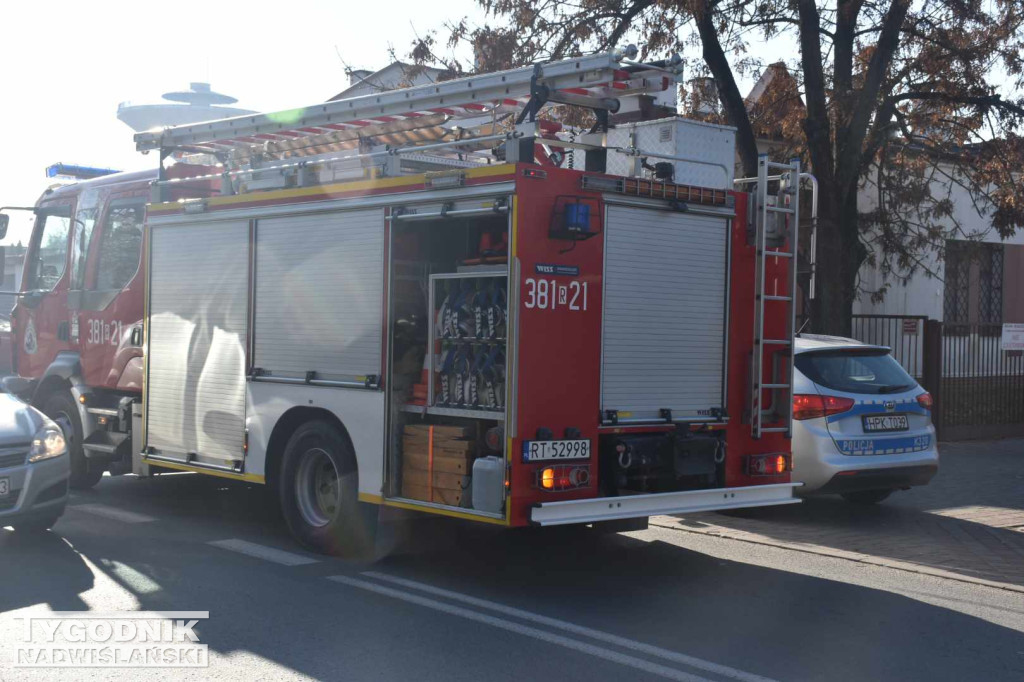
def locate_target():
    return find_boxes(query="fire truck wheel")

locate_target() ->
[279,420,376,558]
[43,392,103,490]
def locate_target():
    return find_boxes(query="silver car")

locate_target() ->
[791,335,939,503]
[0,393,70,531]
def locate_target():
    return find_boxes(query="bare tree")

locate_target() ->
[415,0,1024,333]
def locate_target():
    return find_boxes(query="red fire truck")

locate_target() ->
[2,48,812,555]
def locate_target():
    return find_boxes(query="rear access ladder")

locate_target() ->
[736,155,801,439]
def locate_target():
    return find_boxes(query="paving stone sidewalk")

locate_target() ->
[654,439,1024,590]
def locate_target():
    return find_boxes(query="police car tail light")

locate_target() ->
[792,394,855,420]
[916,392,933,410]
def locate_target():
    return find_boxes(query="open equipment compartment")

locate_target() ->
[384,196,512,519]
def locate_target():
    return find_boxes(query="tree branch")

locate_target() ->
[694,0,759,176]
[836,0,912,194]
[606,1,654,48]
[797,0,835,183]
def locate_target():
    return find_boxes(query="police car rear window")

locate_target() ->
[795,350,916,395]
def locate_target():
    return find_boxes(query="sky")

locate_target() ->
[0,0,487,246]
[0,0,788,250]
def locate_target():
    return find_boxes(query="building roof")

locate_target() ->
[331,62,449,101]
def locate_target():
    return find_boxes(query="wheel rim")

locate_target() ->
[295,447,342,528]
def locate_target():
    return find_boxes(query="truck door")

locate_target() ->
[14,200,75,379]
[74,195,146,391]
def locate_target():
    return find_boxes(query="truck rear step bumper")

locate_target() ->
[530,483,801,526]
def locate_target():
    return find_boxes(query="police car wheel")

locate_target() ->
[279,420,376,558]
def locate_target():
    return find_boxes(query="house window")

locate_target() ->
[979,244,1003,325]
[944,242,970,325]
[943,240,1004,331]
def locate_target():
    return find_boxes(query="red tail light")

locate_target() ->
[792,394,855,420]
[745,453,791,476]
[916,392,933,410]
[537,465,590,491]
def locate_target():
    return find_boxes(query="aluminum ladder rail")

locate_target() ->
[742,155,801,439]
[134,47,669,153]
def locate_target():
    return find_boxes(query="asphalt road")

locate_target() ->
[2,472,1023,681]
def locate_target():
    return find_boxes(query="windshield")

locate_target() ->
[795,349,917,395]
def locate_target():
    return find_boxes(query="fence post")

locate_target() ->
[922,319,943,440]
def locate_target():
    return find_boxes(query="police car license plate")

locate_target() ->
[862,414,909,432]
[0,478,9,497]
[522,440,591,462]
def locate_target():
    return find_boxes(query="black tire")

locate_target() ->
[13,514,61,533]
[841,489,893,505]
[42,392,103,490]
[278,420,377,558]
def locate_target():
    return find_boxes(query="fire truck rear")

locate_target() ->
[3,47,811,555]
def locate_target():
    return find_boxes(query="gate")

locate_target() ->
[799,314,1024,440]
[849,315,928,378]
[939,323,1024,440]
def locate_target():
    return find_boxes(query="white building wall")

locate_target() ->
[854,165,1024,321]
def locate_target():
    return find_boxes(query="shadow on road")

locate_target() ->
[668,439,1024,587]
[2,468,1023,681]
[0,529,95,612]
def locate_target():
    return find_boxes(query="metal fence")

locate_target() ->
[940,323,1024,440]
[801,314,1024,440]
[849,315,928,378]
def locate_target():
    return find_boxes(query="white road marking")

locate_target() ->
[73,503,156,524]
[329,574,713,682]
[99,559,162,595]
[363,571,778,682]
[207,539,319,566]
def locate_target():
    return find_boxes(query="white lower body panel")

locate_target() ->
[530,483,801,526]
[245,381,385,497]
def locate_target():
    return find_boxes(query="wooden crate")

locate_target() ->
[402,467,469,491]
[401,483,463,506]
[403,451,473,475]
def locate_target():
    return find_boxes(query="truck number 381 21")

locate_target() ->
[523,278,588,311]
[86,319,123,347]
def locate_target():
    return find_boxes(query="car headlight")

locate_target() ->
[28,426,67,463]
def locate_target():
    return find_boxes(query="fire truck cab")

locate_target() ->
[4,48,811,556]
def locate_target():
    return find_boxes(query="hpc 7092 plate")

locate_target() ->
[522,440,591,463]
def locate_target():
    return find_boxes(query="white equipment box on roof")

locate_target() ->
[586,117,736,189]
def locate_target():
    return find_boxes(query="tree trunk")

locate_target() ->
[811,189,862,336]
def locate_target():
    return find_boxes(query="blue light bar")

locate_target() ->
[45,163,121,180]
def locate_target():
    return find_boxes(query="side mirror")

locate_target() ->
[0,214,8,240]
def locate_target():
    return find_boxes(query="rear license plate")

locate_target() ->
[0,478,8,497]
[862,414,909,432]
[522,440,591,463]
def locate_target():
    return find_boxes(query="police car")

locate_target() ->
[791,335,938,503]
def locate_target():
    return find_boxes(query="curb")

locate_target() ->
[650,517,1024,595]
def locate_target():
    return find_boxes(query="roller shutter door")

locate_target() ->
[601,205,728,421]
[253,209,385,381]
[146,220,249,464]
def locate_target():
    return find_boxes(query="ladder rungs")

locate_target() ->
[760,383,791,389]
[762,250,794,258]
[765,205,795,214]
[760,295,793,301]
[759,427,790,433]
[759,339,792,345]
